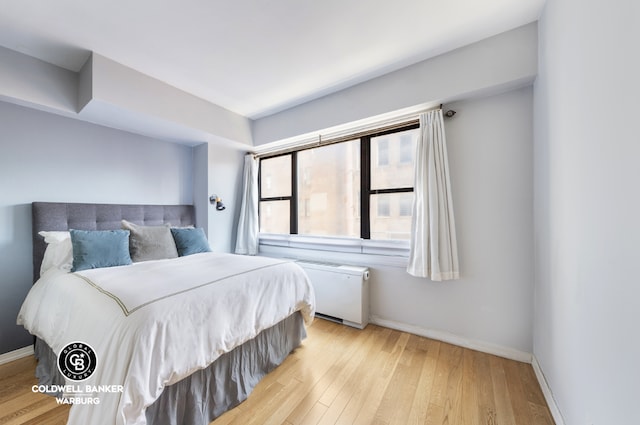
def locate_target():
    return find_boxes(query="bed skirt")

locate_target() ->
[34,311,306,424]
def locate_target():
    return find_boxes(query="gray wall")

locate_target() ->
[262,87,534,355]
[534,0,640,423]
[0,45,253,148]
[253,24,537,356]
[193,141,247,253]
[0,100,194,354]
[252,22,538,146]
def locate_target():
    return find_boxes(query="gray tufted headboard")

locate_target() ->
[32,202,195,282]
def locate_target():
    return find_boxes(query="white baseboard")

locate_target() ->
[0,345,34,365]
[369,316,532,363]
[531,355,565,425]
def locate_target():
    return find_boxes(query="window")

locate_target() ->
[259,154,292,234]
[259,124,419,241]
[297,140,360,237]
[368,128,418,240]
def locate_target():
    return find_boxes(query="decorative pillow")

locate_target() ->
[70,229,133,272]
[170,227,212,257]
[121,220,178,262]
[39,231,73,276]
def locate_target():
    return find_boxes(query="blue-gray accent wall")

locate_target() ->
[0,100,194,354]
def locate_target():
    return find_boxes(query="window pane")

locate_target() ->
[371,128,419,190]
[377,140,389,166]
[399,134,413,164]
[259,200,290,234]
[377,196,390,217]
[297,140,360,237]
[370,193,414,240]
[260,155,291,198]
[399,193,413,216]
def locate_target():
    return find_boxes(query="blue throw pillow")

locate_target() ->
[170,227,211,256]
[70,229,133,272]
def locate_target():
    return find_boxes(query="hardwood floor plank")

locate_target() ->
[406,338,441,424]
[19,406,69,425]
[208,404,244,425]
[298,402,328,425]
[460,348,481,425]
[474,349,498,425]
[424,402,445,425]
[226,381,288,425]
[517,361,547,407]
[333,328,394,425]
[489,354,518,425]
[284,326,371,424]
[317,327,376,407]
[351,332,410,425]
[287,322,388,424]
[315,330,381,425]
[0,396,61,425]
[427,341,452,409]
[441,343,464,425]
[529,401,555,425]
[0,357,37,381]
[377,339,423,425]
[504,358,535,425]
[0,319,555,425]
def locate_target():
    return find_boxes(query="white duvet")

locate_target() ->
[17,253,315,425]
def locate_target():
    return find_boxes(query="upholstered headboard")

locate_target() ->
[31,202,195,282]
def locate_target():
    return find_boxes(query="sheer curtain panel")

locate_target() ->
[407,110,459,280]
[235,154,259,255]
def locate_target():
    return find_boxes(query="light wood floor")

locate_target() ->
[0,319,554,425]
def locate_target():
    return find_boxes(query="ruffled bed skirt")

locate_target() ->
[34,312,306,424]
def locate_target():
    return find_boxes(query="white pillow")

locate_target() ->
[39,231,73,276]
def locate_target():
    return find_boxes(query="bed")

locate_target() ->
[18,202,315,425]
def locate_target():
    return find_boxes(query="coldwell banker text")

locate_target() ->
[32,385,124,405]
[32,385,124,393]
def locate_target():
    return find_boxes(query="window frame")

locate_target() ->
[258,151,298,234]
[258,122,419,241]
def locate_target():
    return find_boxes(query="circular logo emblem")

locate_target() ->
[57,342,98,381]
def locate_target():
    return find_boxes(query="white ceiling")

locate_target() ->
[0,0,545,119]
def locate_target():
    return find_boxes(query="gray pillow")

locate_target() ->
[121,220,179,262]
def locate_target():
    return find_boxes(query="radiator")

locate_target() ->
[296,261,370,329]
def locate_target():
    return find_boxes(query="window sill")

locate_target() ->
[258,233,410,268]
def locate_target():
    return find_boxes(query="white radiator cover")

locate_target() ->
[296,261,370,329]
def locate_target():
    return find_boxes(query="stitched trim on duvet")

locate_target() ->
[73,261,289,316]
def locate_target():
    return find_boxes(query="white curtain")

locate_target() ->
[235,154,259,255]
[407,109,459,280]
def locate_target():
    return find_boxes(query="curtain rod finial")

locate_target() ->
[444,110,456,118]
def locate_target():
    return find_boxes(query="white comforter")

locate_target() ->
[17,253,315,425]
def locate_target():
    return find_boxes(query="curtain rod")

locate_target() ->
[255,105,457,158]
[256,119,418,158]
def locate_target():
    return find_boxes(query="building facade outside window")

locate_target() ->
[259,124,419,241]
